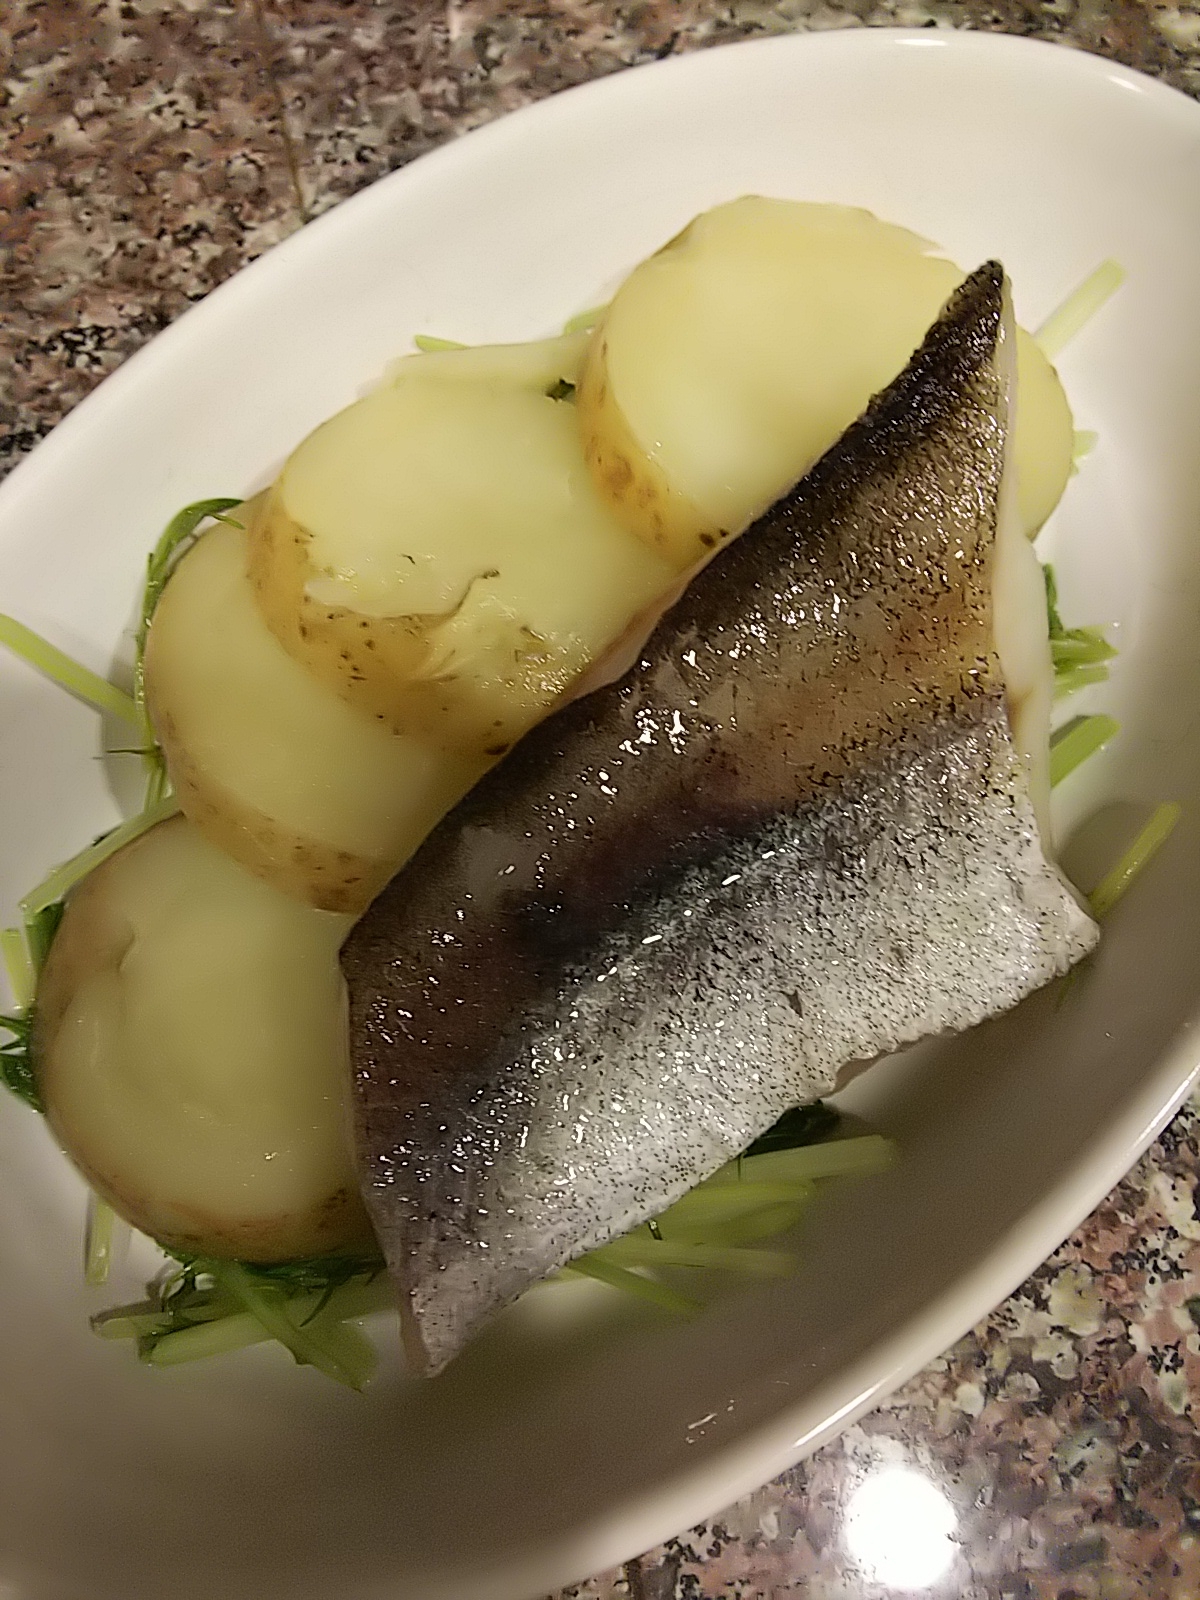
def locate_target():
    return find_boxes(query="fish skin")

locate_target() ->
[342,263,1099,1375]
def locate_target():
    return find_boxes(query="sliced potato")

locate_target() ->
[145,508,488,913]
[577,196,1075,564]
[1012,327,1075,537]
[247,365,676,751]
[34,816,370,1262]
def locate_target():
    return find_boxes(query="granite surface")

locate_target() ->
[3,2,1200,1596]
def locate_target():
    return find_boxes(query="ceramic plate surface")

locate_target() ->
[2,27,1200,1600]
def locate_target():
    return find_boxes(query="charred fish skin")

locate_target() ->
[343,264,1098,1375]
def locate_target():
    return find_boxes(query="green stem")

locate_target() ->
[654,1179,816,1225]
[413,334,467,352]
[1050,714,1119,787]
[0,615,139,726]
[594,1238,795,1274]
[708,1133,894,1187]
[1072,429,1098,465]
[1052,632,1116,668]
[1035,259,1125,360]
[92,1309,176,1341]
[562,303,607,334]
[211,1263,375,1390]
[1,929,34,1011]
[302,1313,379,1386]
[1089,802,1181,920]
[682,1201,810,1248]
[20,795,179,916]
[562,1257,698,1313]
[1054,664,1112,701]
[145,1311,273,1365]
[84,1196,117,1287]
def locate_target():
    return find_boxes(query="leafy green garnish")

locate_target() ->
[183,1251,383,1309]
[95,1105,891,1384]
[1054,662,1114,699]
[94,1253,391,1390]
[0,901,64,1112]
[717,1134,894,1186]
[213,1262,379,1390]
[0,501,238,810]
[135,498,241,803]
[1044,564,1066,635]
[0,497,235,1002]
[1044,564,1117,700]
[0,1012,42,1112]
[567,1106,893,1305]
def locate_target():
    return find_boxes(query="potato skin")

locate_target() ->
[149,704,386,914]
[247,491,585,751]
[33,817,373,1262]
[245,487,429,735]
[245,381,676,752]
[32,1130,373,1265]
[34,857,132,1050]
[576,328,722,568]
[576,198,1077,565]
[146,510,487,910]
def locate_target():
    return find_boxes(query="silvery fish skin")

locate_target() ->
[343,264,1099,1376]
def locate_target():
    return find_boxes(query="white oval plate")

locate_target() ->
[3,27,1200,1600]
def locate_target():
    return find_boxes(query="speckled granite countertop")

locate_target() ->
[4,3,1200,1596]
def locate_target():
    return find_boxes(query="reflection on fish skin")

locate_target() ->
[342,263,1099,1377]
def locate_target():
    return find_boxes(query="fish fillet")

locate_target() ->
[342,264,1099,1375]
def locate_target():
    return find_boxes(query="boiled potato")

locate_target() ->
[577,196,1075,565]
[1011,327,1075,538]
[33,816,371,1262]
[247,360,676,751]
[145,506,488,913]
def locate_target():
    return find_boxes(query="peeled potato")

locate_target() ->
[578,196,1075,564]
[145,507,488,913]
[33,816,371,1262]
[247,361,676,751]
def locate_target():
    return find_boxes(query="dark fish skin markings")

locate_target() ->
[342,265,1098,1374]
